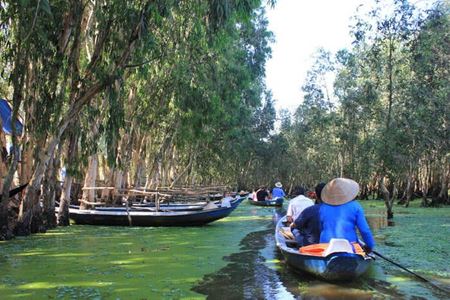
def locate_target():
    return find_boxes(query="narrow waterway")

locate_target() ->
[0,200,449,299]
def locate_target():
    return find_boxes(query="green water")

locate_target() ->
[0,200,449,299]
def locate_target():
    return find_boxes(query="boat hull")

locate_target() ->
[68,198,243,227]
[275,218,373,281]
[248,197,283,207]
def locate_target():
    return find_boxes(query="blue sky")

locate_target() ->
[265,0,372,112]
[264,0,435,112]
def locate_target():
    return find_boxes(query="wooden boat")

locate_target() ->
[67,197,243,226]
[248,197,284,207]
[275,217,373,281]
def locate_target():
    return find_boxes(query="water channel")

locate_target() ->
[0,200,449,299]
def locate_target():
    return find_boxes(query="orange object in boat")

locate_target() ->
[299,242,366,256]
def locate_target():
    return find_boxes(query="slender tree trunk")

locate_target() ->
[379,176,395,219]
[435,165,449,205]
[0,119,8,191]
[170,151,195,188]
[42,151,58,229]
[57,131,78,224]
[132,135,145,187]
[58,176,72,226]
[82,154,98,203]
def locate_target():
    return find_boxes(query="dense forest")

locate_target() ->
[0,0,448,240]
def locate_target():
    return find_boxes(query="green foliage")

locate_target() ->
[275,0,449,199]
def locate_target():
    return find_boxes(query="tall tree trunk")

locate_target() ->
[58,176,73,226]
[0,119,8,191]
[403,174,414,208]
[436,165,449,205]
[17,78,112,235]
[379,176,395,219]
[42,148,59,230]
[81,154,98,204]
[132,135,145,187]
[57,131,78,225]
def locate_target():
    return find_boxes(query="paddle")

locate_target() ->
[359,240,449,294]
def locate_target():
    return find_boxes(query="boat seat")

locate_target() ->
[322,239,354,256]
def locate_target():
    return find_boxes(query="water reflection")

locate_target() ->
[193,207,413,300]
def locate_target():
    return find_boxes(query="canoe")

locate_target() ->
[248,197,284,207]
[275,217,373,281]
[67,197,243,226]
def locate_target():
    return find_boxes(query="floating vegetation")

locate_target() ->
[0,201,448,299]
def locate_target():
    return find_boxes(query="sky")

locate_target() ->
[264,0,372,112]
[264,0,436,113]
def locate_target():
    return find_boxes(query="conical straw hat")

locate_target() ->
[321,178,359,205]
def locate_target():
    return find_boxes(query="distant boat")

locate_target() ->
[248,197,284,207]
[275,217,373,281]
[67,197,244,226]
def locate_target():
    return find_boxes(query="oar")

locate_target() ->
[359,240,449,294]
[371,250,449,294]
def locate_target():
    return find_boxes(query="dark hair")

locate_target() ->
[315,182,326,201]
[296,187,306,196]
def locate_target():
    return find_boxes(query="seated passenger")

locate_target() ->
[319,178,375,253]
[255,186,270,201]
[286,187,314,223]
[271,182,286,199]
[290,182,326,246]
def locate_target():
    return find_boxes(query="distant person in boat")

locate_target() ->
[286,187,314,223]
[255,186,270,201]
[290,182,326,246]
[319,178,376,253]
[271,182,286,199]
[238,190,249,198]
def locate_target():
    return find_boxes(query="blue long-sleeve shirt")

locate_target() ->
[271,187,285,198]
[319,200,376,249]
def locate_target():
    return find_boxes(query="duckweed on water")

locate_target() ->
[0,204,273,299]
[0,200,449,299]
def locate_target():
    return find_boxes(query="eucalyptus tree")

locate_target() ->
[74,1,275,196]
[407,2,449,206]
[1,0,191,235]
[283,49,338,188]
[346,0,421,217]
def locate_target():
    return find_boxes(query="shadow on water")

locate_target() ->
[193,209,420,300]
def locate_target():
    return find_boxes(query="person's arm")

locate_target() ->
[355,205,376,251]
[292,207,311,229]
[286,204,294,223]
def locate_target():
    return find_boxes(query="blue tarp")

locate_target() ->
[0,99,23,135]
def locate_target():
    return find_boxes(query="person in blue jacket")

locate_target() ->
[319,178,376,252]
[271,182,286,199]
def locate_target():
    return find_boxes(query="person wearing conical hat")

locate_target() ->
[271,182,286,199]
[319,178,376,252]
